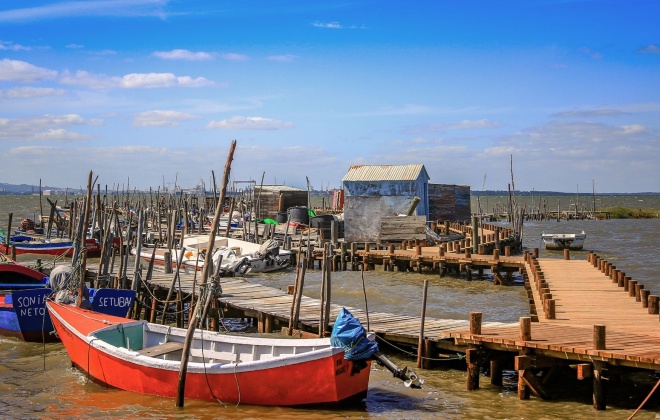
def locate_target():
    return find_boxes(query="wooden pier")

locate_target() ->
[19,234,659,412]
[135,247,660,412]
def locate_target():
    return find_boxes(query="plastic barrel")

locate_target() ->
[288,207,309,225]
[276,211,288,224]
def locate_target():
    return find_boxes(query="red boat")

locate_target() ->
[1,237,100,257]
[46,301,371,406]
[0,255,48,288]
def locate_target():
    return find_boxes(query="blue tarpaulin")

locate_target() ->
[330,307,379,361]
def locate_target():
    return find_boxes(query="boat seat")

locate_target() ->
[138,341,184,357]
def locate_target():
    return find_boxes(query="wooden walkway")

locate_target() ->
[448,254,660,369]
[146,272,508,344]
[142,250,660,410]
[145,251,660,371]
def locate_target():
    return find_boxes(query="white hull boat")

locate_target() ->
[183,235,292,273]
[541,231,586,250]
[135,235,291,274]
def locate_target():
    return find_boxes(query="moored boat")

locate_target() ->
[541,231,587,250]
[135,235,290,275]
[46,302,373,405]
[181,235,292,273]
[0,235,100,257]
[1,287,136,342]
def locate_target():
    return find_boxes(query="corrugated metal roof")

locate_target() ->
[255,185,305,192]
[341,164,428,182]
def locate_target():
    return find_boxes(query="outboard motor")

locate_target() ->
[255,239,280,259]
[330,308,423,389]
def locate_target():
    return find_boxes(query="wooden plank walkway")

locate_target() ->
[145,253,660,371]
[448,254,660,370]
[146,272,508,344]
[532,258,659,332]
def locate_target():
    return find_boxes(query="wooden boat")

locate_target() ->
[181,235,292,273]
[46,301,372,405]
[0,235,100,257]
[541,231,587,250]
[0,254,49,289]
[134,245,251,275]
[135,235,291,274]
[1,288,135,342]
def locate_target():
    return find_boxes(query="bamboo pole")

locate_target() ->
[76,171,95,307]
[176,140,236,408]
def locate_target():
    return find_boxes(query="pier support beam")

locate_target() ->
[466,312,482,391]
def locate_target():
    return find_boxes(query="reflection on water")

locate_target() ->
[1,196,659,418]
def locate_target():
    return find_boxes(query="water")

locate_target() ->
[1,195,659,418]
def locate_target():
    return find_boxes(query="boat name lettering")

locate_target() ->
[98,296,131,307]
[19,307,46,317]
[16,294,46,308]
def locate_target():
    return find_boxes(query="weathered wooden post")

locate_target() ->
[416,279,429,369]
[520,317,531,341]
[593,324,606,410]
[649,295,659,314]
[466,312,482,390]
[563,249,570,260]
[471,215,479,253]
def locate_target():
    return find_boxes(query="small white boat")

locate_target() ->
[541,231,586,250]
[182,235,292,273]
[135,235,291,274]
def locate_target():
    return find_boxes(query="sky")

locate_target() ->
[0,1,659,193]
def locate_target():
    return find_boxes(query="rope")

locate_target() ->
[199,327,227,406]
[375,335,465,362]
[233,361,241,407]
[628,376,660,419]
[86,337,98,384]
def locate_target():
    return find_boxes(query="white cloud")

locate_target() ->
[0,114,96,142]
[133,110,199,127]
[312,22,342,29]
[552,109,625,118]
[66,43,85,49]
[33,128,91,141]
[637,44,660,54]
[221,53,249,61]
[0,41,31,51]
[266,54,298,62]
[153,49,214,61]
[0,0,169,22]
[120,72,212,88]
[59,70,215,89]
[1,87,65,98]
[0,59,58,82]
[402,119,500,135]
[577,46,603,59]
[206,116,294,130]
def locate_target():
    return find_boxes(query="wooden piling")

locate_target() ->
[417,279,429,369]
[519,317,531,341]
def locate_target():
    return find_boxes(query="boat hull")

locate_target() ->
[3,238,101,257]
[541,233,586,250]
[47,302,370,406]
[0,288,135,342]
[0,289,57,342]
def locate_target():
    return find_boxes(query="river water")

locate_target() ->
[1,195,659,419]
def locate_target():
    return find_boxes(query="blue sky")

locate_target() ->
[0,1,658,193]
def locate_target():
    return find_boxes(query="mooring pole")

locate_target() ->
[176,140,236,408]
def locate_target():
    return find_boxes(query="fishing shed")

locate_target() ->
[341,164,430,243]
[254,185,307,220]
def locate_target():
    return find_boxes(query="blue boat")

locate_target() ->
[0,288,137,342]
